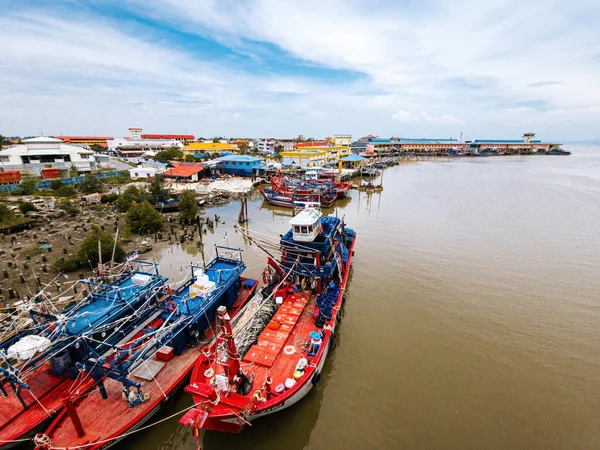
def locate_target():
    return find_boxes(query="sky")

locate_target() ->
[0,0,599,141]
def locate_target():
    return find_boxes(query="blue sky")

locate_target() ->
[0,0,599,140]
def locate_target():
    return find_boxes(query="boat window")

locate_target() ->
[301,226,308,233]
[307,225,313,232]
[294,226,300,233]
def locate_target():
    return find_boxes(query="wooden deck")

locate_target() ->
[0,367,94,442]
[44,280,257,449]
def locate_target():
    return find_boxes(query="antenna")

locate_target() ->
[459,132,463,143]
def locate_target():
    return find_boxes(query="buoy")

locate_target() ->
[166,301,177,312]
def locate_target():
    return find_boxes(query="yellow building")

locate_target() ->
[183,142,238,156]
[302,145,350,162]
[280,149,327,168]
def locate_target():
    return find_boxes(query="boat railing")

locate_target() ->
[214,245,244,262]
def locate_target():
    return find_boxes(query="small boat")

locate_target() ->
[179,204,357,435]
[358,182,383,192]
[548,149,571,156]
[258,187,337,209]
[360,167,380,177]
[38,248,261,450]
[0,262,166,448]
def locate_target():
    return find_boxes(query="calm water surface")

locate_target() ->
[121,145,600,450]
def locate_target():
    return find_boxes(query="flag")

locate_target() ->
[126,251,139,262]
[222,232,228,241]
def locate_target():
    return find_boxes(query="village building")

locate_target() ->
[217,155,262,177]
[161,163,204,182]
[0,137,96,175]
[182,142,238,156]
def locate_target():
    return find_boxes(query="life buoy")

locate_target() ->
[166,301,177,312]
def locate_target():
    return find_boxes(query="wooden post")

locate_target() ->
[64,397,86,438]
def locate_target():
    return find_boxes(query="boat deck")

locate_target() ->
[44,280,257,450]
[242,292,314,388]
[0,367,93,442]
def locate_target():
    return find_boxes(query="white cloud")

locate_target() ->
[0,1,599,139]
[392,110,464,125]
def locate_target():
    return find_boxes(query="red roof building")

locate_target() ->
[162,163,204,182]
[141,134,195,141]
[295,140,331,148]
[54,136,114,148]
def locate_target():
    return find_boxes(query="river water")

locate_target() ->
[121,145,600,450]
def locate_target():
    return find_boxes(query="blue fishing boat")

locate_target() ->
[42,247,263,450]
[0,261,166,448]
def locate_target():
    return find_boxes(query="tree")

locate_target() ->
[274,144,283,154]
[212,137,222,143]
[149,175,166,203]
[0,135,13,149]
[178,189,198,221]
[69,165,79,177]
[79,174,104,194]
[184,154,197,162]
[297,134,305,142]
[0,204,15,224]
[125,201,163,234]
[89,143,105,152]
[239,142,249,155]
[19,177,39,195]
[115,185,147,213]
[50,179,65,190]
[154,147,183,162]
[76,226,125,267]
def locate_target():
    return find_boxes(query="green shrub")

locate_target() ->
[76,226,125,266]
[19,178,39,195]
[55,185,76,197]
[18,202,37,215]
[115,185,148,213]
[125,201,163,234]
[79,174,104,194]
[100,193,119,204]
[178,189,198,221]
[50,179,65,190]
[54,257,80,273]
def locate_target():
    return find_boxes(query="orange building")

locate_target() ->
[54,136,114,148]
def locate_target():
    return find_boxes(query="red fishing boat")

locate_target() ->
[179,205,357,437]
[36,250,264,450]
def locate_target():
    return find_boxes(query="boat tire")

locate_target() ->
[329,332,337,349]
[342,294,347,304]
[336,310,342,323]
[312,371,321,387]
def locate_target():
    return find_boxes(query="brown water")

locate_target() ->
[121,146,600,450]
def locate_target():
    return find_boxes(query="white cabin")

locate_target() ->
[290,205,322,242]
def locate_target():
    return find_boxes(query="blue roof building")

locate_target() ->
[217,155,262,177]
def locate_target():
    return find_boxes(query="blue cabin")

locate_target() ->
[218,155,262,177]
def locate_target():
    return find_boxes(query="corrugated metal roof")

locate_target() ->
[162,164,204,177]
[218,155,262,162]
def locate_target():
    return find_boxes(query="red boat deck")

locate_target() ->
[43,280,257,450]
[187,289,325,419]
[0,366,94,443]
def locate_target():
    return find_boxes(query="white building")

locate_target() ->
[256,138,276,154]
[128,167,163,179]
[0,137,96,175]
[276,138,297,152]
